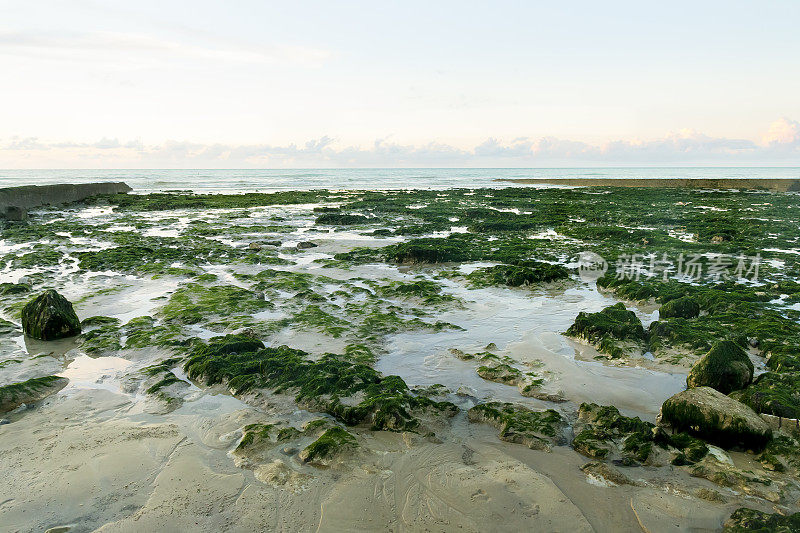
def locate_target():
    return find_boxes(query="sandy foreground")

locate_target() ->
[1,380,739,533]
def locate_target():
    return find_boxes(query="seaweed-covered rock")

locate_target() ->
[566,303,646,358]
[468,402,566,451]
[299,427,358,465]
[731,372,800,419]
[315,213,368,225]
[466,262,569,287]
[723,508,800,532]
[686,340,753,394]
[0,376,69,413]
[571,403,682,465]
[21,290,81,340]
[659,387,772,450]
[659,296,700,319]
[0,282,31,296]
[184,336,456,431]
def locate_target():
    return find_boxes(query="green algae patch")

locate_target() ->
[299,427,358,465]
[184,335,456,431]
[566,302,646,358]
[315,213,369,225]
[659,296,700,319]
[573,402,708,466]
[468,402,565,451]
[723,508,800,532]
[21,290,81,341]
[0,375,69,413]
[466,262,570,288]
[731,372,800,419]
[686,340,753,394]
[99,190,328,211]
[159,283,273,326]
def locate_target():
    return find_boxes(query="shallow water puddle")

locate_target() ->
[59,354,132,392]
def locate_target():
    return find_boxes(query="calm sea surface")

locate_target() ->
[1,168,798,193]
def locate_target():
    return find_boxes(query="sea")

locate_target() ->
[1,167,799,193]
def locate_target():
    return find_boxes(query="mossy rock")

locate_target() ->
[659,296,700,319]
[466,262,570,287]
[0,375,69,413]
[299,427,358,465]
[567,303,646,343]
[0,282,31,296]
[468,402,566,450]
[184,335,455,431]
[731,372,800,419]
[686,340,753,394]
[659,387,772,450]
[315,213,368,225]
[723,508,800,532]
[21,290,81,340]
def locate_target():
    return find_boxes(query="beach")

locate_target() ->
[1,182,799,532]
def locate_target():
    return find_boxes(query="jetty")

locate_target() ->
[0,182,132,220]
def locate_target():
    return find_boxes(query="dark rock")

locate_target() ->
[659,386,771,450]
[21,290,82,340]
[686,340,753,393]
[296,241,318,250]
[4,206,27,221]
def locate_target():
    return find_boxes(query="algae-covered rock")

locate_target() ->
[315,213,368,225]
[21,290,81,340]
[299,427,358,466]
[659,296,700,319]
[466,262,569,287]
[0,375,69,413]
[468,402,566,451]
[686,340,753,394]
[566,302,645,358]
[580,461,635,486]
[731,372,800,419]
[723,507,800,532]
[571,403,677,464]
[659,386,771,450]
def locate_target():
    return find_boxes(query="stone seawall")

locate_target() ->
[0,182,132,219]
[496,178,800,191]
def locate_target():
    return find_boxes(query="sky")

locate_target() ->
[1,0,799,168]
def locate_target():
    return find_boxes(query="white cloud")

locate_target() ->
[0,30,331,68]
[2,120,798,168]
[763,118,800,145]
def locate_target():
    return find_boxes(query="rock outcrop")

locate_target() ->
[21,290,81,340]
[0,376,69,413]
[659,386,772,450]
[686,340,753,393]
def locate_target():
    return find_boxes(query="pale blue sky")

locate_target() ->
[1,1,799,167]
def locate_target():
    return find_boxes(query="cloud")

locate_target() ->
[0,30,331,67]
[763,118,800,146]
[2,120,798,168]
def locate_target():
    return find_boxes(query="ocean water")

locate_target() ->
[1,167,799,193]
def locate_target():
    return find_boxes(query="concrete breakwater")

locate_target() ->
[497,178,800,191]
[0,182,132,219]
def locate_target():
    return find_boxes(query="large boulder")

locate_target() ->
[21,290,81,340]
[686,340,753,394]
[659,386,771,450]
